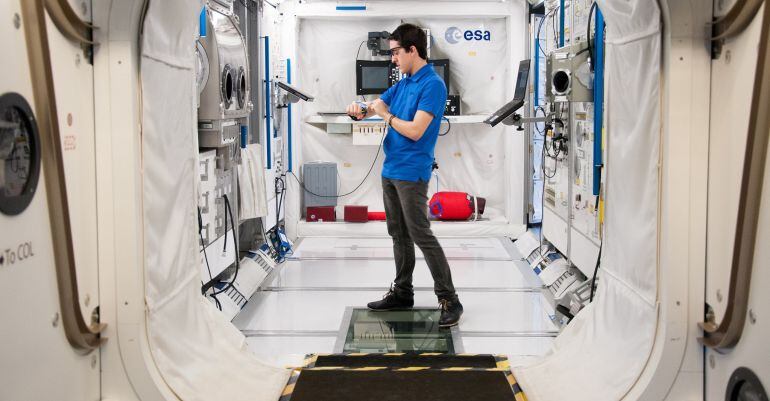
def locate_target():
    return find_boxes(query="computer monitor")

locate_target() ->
[513,59,530,101]
[356,60,391,95]
[484,59,531,127]
[430,59,450,92]
[359,59,451,95]
[387,59,450,91]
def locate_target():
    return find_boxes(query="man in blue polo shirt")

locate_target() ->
[346,23,463,327]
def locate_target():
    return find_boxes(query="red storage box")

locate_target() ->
[344,205,368,222]
[306,206,336,222]
[368,211,386,221]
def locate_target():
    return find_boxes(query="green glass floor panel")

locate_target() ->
[340,308,456,353]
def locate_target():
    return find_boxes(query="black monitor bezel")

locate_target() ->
[429,59,450,93]
[276,81,314,101]
[513,60,530,101]
[484,59,531,127]
[356,60,392,95]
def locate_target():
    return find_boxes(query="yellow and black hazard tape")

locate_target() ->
[279,353,528,401]
[299,366,513,372]
[504,368,528,401]
[278,368,301,401]
[293,352,516,373]
[300,352,511,369]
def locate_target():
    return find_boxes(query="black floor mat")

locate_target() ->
[313,354,498,369]
[288,370,515,401]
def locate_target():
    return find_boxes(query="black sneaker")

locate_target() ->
[367,288,414,311]
[438,299,463,327]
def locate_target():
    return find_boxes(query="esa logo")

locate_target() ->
[444,26,492,44]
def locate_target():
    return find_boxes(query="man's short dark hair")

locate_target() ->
[389,23,428,60]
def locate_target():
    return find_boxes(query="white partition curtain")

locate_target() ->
[141,1,290,400]
[513,1,662,400]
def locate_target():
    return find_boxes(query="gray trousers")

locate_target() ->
[382,177,458,302]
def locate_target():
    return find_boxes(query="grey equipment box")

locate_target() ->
[546,41,593,103]
[303,162,338,208]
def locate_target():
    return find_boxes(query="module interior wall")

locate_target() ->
[296,17,513,217]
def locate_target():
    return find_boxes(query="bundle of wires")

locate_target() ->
[290,128,385,199]
[203,194,239,309]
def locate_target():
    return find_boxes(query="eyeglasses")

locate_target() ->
[389,46,403,57]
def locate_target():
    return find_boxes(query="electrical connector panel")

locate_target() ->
[570,103,600,245]
[352,123,387,146]
[199,150,217,245]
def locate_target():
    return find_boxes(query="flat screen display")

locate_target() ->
[429,59,450,92]
[514,60,530,100]
[357,60,391,95]
[362,66,389,90]
[433,65,445,82]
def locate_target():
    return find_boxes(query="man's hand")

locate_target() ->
[346,101,367,120]
[369,99,390,119]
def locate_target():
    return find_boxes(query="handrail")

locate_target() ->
[712,0,764,41]
[21,0,105,353]
[43,0,96,45]
[699,0,770,352]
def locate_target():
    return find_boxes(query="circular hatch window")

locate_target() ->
[0,93,41,216]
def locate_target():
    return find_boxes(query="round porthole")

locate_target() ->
[552,69,571,96]
[221,64,234,109]
[726,367,768,401]
[0,92,41,216]
[195,40,210,96]
[237,66,247,109]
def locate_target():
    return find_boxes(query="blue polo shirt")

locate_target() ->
[380,63,447,182]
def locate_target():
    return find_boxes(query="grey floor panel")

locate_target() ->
[272,258,541,289]
[289,237,513,260]
[237,235,556,365]
[233,290,558,334]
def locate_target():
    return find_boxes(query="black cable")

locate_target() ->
[222,196,229,254]
[210,195,240,296]
[536,12,549,58]
[274,175,286,225]
[536,7,559,57]
[258,217,279,262]
[236,0,260,11]
[279,179,284,223]
[355,40,367,61]
[551,8,559,48]
[356,40,369,103]
[575,3,595,58]
[290,131,385,198]
[439,116,451,136]
[544,121,564,160]
[542,131,558,179]
[198,207,215,294]
[210,293,222,310]
[536,136,554,260]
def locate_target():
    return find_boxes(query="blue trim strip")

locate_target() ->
[534,15,542,107]
[593,7,605,196]
[241,125,247,149]
[287,58,293,172]
[264,36,271,169]
[559,0,565,47]
[336,5,366,10]
[199,6,207,37]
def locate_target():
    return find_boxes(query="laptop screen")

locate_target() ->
[513,60,530,101]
